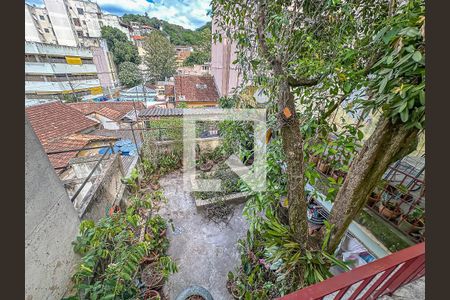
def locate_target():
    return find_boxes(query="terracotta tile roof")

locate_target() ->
[26,101,99,145]
[45,134,117,169]
[25,102,118,169]
[68,101,145,121]
[174,75,219,103]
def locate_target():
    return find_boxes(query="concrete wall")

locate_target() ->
[25,4,42,43]
[44,0,78,47]
[79,154,125,221]
[25,117,80,300]
[211,19,242,97]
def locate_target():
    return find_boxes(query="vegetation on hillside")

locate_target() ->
[122,14,211,47]
[101,26,141,67]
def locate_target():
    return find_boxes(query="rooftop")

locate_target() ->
[25,101,118,169]
[68,101,145,122]
[139,107,184,118]
[174,75,219,103]
[26,101,98,145]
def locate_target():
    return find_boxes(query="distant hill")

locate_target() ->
[121,14,211,47]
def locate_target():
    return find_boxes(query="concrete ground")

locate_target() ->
[158,171,248,300]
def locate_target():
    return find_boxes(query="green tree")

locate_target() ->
[101,26,141,66]
[118,62,142,88]
[143,31,176,81]
[183,51,210,66]
[327,0,425,252]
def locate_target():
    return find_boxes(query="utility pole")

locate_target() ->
[65,73,77,102]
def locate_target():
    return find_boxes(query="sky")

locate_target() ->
[25,0,211,30]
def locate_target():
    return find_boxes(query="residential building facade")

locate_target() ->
[211,19,242,96]
[25,41,104,105]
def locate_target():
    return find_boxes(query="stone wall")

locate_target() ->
[25,117,80,300]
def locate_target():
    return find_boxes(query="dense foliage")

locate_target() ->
[143,31,177,81]
[213,0,425,296]
[65,196,176,299]
[183,50,211,67]
[364,0,425,129]
[101,26,141,66]
[118,62,142,88]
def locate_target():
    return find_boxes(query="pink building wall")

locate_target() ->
[211,19,242,97]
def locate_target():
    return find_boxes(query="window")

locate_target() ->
[44,28,50,33]
[77,8,84,15]
[195,83,207,90]
[99,21,103,27]
[73,18,81,26]
[25,55,38,62]
[39,15,45,20]
[77,31,83,38]
[97,13,102,19]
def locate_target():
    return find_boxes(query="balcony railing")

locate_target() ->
[278,242,425,300]
[310,151,425,243]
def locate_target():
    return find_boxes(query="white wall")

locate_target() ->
[25,117,80,300]
[86,113,120,130]
[25,4,42,42]
[44,0,78,47]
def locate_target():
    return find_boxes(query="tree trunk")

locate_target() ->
[274,71,309,246]
[327,116,419,253]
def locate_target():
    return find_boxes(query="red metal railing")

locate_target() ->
[278,243,425,300]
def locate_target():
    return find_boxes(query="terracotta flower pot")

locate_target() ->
[141,262,164,290]
[309,155,320,165]
[378,202,400,220]
[317,160,331,175]
[144,289,161,300]
[199,161,213,172]
[367,193,380,207]
[398,215,425,234]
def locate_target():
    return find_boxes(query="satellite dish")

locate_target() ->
[254,88,269,104]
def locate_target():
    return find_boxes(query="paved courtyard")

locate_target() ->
[158,171,248,300]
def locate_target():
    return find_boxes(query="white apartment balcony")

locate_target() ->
[25,79,101,94]
[25,62,98,75]
[25,41,93,58]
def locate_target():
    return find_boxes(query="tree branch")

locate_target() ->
[256,0,277,65]
[287,76,321,87]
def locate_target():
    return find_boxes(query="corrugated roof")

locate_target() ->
[139,108,184,118]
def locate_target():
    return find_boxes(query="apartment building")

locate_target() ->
[25,41,103,106]
[26,0,130,48]
[210,19,242,96]
[25,4,58,44]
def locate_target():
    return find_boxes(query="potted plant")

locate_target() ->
[317,158,331,175]
[144,289,161,300]
[378,200,401,220]
[309,153,320,165]
[141,262,164,290]
[398,207,425,234]
[175,285,213,300]
[367,192,380,207]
